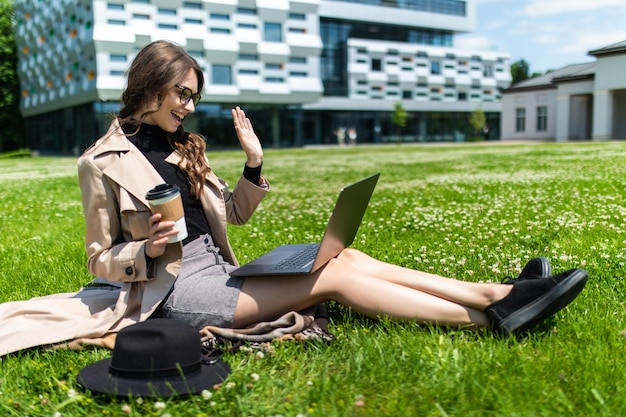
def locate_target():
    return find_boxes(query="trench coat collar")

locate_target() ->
[93,123,166,208]
[91,120,226,220]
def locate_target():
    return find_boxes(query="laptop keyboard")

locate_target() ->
[272,244,320,270]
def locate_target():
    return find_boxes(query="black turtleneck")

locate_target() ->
[125,123,211,246]
[123,123,263,246]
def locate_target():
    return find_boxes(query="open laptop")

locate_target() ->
[230,172,380,277]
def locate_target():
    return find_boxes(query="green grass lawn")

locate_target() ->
[1,141,625,416]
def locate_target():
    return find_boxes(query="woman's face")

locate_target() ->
[142,68,198,132]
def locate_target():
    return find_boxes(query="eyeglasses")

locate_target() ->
[174,85,201,106]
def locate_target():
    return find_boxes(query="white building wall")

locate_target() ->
[592,53,626,140]
[594,54,626,90]
[501,89,557,140]
[555,79,594,141]
[346,38,509,106]
[16,0,324,116]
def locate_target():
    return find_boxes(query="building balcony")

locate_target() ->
[235,28,262,49]
[288,76,323,94]
[286,32,322,56]
[348,61,370,74]
[204,0,237,14]
[258,42,290,62]
[289,0,321,13]
[367,71,387,83]
[428,74,445,85]
[455,74,471,86]
[257,0,289,20]
[481,78,497,88]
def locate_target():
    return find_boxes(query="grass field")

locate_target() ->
[1,141,625,416]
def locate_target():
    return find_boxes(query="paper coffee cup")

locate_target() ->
[146,184,188,243]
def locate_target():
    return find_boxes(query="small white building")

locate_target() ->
[501,40,626,141]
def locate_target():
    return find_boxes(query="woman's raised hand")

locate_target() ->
[232,106,263,168]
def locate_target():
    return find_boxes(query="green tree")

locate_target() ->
[0,0,24,152]
[510,59,530,84]
[469,105,486,141]
[391,101,407,140]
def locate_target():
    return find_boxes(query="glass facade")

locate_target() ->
[320,18,453,96]
[325,0,466,16]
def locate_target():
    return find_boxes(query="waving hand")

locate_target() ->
[232,106,263,168]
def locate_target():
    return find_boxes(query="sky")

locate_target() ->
[454,0,626,74]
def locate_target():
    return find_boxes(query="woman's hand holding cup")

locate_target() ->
[145,213,178,259]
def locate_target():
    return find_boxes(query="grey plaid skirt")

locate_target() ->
[156,234,244,329]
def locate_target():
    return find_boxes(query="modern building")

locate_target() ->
[14,0,511,154]
[501,40,626,141]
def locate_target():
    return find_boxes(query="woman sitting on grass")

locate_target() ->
[0,40,589,357]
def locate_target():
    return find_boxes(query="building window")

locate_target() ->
[212,65,232,85]
[264,22,282,42]
[158,23,178,30]
[265,77,285,83]
[265,63,283,70]
[289,12,305,20]
[238,23,257,29]
[371,58,382,72]
[516,108,526,132]
[402,90,412,99]
[107,3,124,10]
[188,50,204,58]
[289,71,307,77]
[210,13,229,20]
[239,69,258,75]
[537,106,548,131]
[183,2,202,9]
[431,61,441,75]
[289,57,307,64]
[185,18,202,24]
[157,8,177,15]
[107,19,125,25]
[483,65,494,78]
[210,27,231,34]
[109,54,127,62]
[239,54,258,61]
[237,7,256,15]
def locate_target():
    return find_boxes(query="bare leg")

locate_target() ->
[233,255,500,329]
[336,248,511,308]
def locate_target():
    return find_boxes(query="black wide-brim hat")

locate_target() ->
[77,319,230,398]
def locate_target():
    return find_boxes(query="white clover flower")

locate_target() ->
[154,401,166,410]
[67,389,77,398]
[225,381,236,390]
[121,404,132,414]
[53,412,62,417]
[135,397,144,405]
[255,351,265,359]
[201,389,213,400]
[251,373,260,381]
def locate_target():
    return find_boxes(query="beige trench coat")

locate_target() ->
[0,121,268,356]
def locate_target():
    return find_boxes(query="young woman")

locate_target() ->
[77,40,587,341]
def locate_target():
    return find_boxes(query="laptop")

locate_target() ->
[230,172,380,277]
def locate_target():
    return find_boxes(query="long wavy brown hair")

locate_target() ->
[117,40,210,198]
